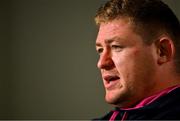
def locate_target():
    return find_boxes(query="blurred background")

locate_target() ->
[0,0,180,120]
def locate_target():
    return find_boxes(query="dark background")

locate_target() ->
[0,0,180,120]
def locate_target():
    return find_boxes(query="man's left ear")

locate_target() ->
[155,37,175,65]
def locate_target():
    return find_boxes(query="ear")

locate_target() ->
[155,37,175,65]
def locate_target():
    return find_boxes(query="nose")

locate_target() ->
[97,50,115,70]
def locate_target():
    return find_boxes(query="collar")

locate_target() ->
[121,85,180,110]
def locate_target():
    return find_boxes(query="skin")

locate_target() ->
[95,18,177,108]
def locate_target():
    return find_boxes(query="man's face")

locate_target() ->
[96,18,158,107]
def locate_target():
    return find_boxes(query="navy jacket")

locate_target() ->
[94,87,180,120]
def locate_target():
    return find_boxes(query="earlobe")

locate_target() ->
[155,37,174,65]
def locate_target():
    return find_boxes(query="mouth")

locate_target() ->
[104,75,120,83]
[103,75,120,89]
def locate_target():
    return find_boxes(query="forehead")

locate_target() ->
[96,18,136,44]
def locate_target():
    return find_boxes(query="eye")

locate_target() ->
[111,45,124,51]
[96,47,103,54]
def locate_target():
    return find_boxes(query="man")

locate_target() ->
[94,0,180,120]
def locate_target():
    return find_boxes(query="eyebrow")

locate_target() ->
[96,37,124,47]
[96,42,101,47]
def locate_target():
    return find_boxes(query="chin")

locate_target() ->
[105,96,131,108]
[105,92,121,105]
[105,90,130,107]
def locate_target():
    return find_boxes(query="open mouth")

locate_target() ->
[104,75,120,83]
[103,75,120,90]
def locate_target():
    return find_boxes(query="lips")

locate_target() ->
[104,75,120,83]
[103,75,120,90]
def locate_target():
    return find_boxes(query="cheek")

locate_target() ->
[128,50,156,85]
[112,48,152,82]
[112,50,137,87]
[112,49,140,70]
